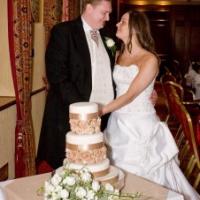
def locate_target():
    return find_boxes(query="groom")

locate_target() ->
[37,0,115,169]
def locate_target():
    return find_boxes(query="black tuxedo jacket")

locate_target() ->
[37,17,115,169]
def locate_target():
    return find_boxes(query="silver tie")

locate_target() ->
[90,30,99,46]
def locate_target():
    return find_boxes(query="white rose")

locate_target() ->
[60,189,69,198]
[86,190,95,200]
[114,189,120,195]
[51,191,60,200]
[94,196,99,200]
[81,172,92,182]
[92,180,100,192]
[44,191,53,199]
[60,170,67,177]
[63,176,76,186]
[105,183,114,192]
[44,181,55,193]
[80,168,89,173]
[54,185,62,193]
[75,187,87,198]
[51,174,62,186]
[106,38,115,47]
[108,196,115,200]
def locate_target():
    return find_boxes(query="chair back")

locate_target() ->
[162,81,180,116]
[164,81,184,100]
[173,97,200,164]
[160,72,176,83]
[163,85,200,189]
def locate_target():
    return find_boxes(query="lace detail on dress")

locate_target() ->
[113,64,156,114]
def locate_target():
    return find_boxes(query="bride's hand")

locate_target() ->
[98,104,103,117]
[98,104,107,117]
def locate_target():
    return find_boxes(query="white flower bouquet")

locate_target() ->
[39,165,141,200]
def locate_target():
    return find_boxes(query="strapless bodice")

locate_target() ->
[113,64,156,114]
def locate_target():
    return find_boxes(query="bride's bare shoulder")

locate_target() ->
[143,51,157,62]
[138,52,159,75]
[141,51,158,67]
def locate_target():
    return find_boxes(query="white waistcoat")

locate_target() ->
[82,18,114,105]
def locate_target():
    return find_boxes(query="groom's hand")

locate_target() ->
[150,89,158,106]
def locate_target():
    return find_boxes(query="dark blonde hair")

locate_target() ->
[121,11,155,54]
[82,0,111,11]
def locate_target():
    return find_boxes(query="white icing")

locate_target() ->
[64,159,110,173]
[66,132,103,145]
[96,166,125,190]
[62,102,125,189]
[70,102,98,114]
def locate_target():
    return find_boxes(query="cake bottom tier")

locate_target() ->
[62,159,124,190]
[95,165,125,190]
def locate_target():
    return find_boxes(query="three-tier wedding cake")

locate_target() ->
[63,102,124,188]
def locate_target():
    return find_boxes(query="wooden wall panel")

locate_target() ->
[150,15,171,62]
[171,6,200,70]
[190,23,200,60]
[174,23,186,59]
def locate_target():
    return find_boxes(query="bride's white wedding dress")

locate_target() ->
[104,64,200,200]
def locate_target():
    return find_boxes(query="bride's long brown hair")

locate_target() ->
[120,11,156,55]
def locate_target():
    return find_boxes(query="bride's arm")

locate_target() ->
[102,55,159,115]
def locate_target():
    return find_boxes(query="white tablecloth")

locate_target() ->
[0,172,184,200]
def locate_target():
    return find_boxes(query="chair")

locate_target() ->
[162,81,179,124]
[174,97,200,190]
[157,72,181,122]
[160,66,196,100]
[160,72,177,83]
[166,81,184,99]
[172,59,184,84]
[160,74,182,123]
[154,81,169,121]
[166,81,198,101]
[164,86,200,190]
[163,81,200,123]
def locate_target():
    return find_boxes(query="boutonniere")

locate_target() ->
[105,37,116,56]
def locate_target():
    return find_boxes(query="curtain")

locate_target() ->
[62,0,81,22]
[43,0,81,44]
[7,0,36,177]
[43,0,62,44]
[62,0,69,21]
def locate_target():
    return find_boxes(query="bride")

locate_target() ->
[100,10,200,200]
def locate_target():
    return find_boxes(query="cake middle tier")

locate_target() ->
[66,132,107,164]
[63,159,110,178]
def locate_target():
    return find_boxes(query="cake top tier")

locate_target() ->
[70,102,98,114]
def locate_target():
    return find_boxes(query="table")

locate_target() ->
[0,172,183,200]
